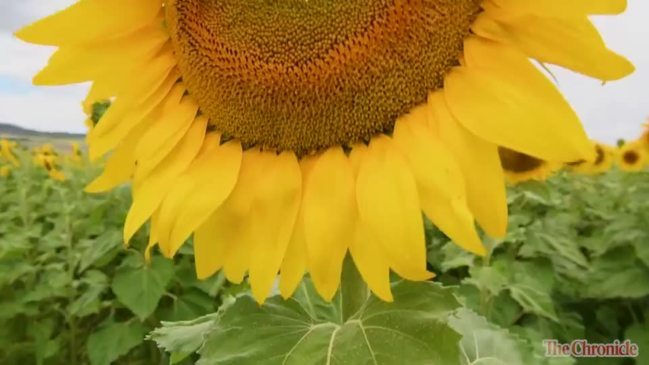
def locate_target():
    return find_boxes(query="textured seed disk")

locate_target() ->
[167,0,480,155]
[623,150,639,164]
[594,145,605,165]
[498,147,543,173]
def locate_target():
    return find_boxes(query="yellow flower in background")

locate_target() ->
[1,139,20,167]
[48,169,67,182]
[34,143,57,157]
[67,141,85,166]
[616,142,647,172]
[0,166,11,178]
[566,142,615,175]
[636,120,649,153]
[33,151,67,181]
[498,147,561,184]
[17,0,633,302]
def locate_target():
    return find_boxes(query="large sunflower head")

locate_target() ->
[17,0,633,302]
[566,142,615,175]
[498,147,560,184]
[616,142,647,172]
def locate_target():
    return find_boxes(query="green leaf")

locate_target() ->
[511,326,576,365]
[77,231,122,272]
[463,266,508,296]
[507,260,558,322]
[583,246,649,299]
[111,255,174,320]
[159,290,217,321]
[69,270,108,318]
[197,281,462,365]
[86,321,146,365]
[149,313,221,364]
[439,243,477,272]
[449,308,544,365]
[625,321,649,365]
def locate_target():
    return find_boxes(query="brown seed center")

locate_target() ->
[498,147,544,173]
[623,150,639,164]
[166,0,480,155]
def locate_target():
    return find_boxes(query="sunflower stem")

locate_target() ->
[339,255,368,323]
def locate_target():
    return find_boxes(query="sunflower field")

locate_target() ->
[3,0,649,364]
[1,138,648,365]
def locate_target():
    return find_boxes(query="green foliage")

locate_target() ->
[429,171,649,365]
[90,100,111,126]
[155,278,463,365]
[0,156,233,365]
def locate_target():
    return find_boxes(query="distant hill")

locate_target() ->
[0,122,84,140]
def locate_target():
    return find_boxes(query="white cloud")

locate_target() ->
[0,0,74,33]
[0,34,55,82]
[0,86,88,133]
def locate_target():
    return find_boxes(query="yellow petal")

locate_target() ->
[133,99,200,180]
[430,91,508,238]
[355,136,431,281]
[84,124,145,193]
[248,152,302,303]
[145,209,161,262]
[279,214,307,299]
[87,72,182,160]
[473,13,634,81]
[279,157,317,299]
[159,140,242,258]
[87,63,179,161]
[193,211,227,279]
[33,24,168,85]
[349,222,394,302]
[445,37,593,162]
[393,106,484,255]
[302,147,356,301]
[487,0,627,17]
[15,0,161,46]
[121,120,208,245]
[218,150,262,284]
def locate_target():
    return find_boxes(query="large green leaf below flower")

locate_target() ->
[195,280,462,365]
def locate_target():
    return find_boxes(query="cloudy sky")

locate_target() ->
[1,0,647,143]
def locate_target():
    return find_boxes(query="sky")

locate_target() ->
[0,1,647,143]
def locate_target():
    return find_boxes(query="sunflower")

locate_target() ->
[636,121,649,153]
[498,147,560,184]
[616,142,647,172]
[1,138,20,167]
[32,144,66,179]
[67,141,85,166]
[17,0,633,302]
[0,166,11,178]
[566,142,615,175]
[33,143,57,157]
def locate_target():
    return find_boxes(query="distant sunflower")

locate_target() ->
[616,143,647,172]
[1,139,20,167]
[33,153,66,181]
[68,142,84,166]
[0,166,11,178]
[498,147,560,184]
[567,142,614,175]
[637,122,649,153]
[18,0,633,302]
